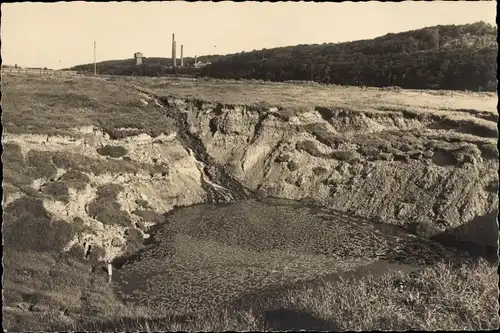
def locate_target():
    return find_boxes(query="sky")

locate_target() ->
[1,1,497,70]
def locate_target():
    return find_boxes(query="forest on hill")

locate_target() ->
[71,22,497,91]
[201,22,497,91]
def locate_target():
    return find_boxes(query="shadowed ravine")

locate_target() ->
[111,198,474,317]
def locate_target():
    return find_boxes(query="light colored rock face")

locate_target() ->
[3,95,498,262]
[177,99,498,248]
[3,127,207,262]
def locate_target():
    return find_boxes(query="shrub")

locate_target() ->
[2,142,25,166]
[26,150,57,179]
[96,145,128,158]
[87,184,131,227]
[3,197,76,252]
[330,150,361,163]
[124,228,144,255]
[42,181,70,202]
[287,160,300,172]
[3,143,31,187]
[312,166,329,176]
[60,170,90,190]
[52,151,83,169]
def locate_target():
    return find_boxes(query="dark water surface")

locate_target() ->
[112,198,471,316]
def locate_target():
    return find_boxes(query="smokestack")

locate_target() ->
[195,55,197,64]
[180,45,184,67]
[172,33,176,68]
[174,41,177,68]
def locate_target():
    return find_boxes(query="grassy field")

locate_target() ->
[1,74,176,137]
[2,74,497,136]
[107,75,497,111]
[75,259,498,332]
[1,73,498,331]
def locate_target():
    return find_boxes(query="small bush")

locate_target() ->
[87,184,131,227]
[42,181,70,202]
[2,142,25,166]
[52,151,83,169]
[3,143,31,187]
[123,228,144,255]
[312,166,329,176]
[287,160,300,172]
[3,197,76,252]
[26,150,58,179]
[60,170,90,190]
[330,150,361,163]
[69,216,97,235]
[96,145,128,158]
[96,183,124,198]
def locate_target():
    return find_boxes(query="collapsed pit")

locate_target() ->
[2,74,498,331]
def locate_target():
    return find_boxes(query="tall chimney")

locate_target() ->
[180,45,184,67]
[172,33,176,68]
[174,41,177,68]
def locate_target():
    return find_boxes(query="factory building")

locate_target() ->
[134,52,144,65]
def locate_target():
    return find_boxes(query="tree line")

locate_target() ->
[200,22,497,91]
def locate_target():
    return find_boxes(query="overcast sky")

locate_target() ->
[1,1,496,69]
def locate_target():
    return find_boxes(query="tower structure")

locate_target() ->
[180,45,184,67]
[172,33,177,68]
[134,52,144,65]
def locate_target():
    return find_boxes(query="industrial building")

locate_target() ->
[134,52,144,65]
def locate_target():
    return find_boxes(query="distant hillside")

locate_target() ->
[69,55,224,77]
[200,21,497,91]
[70,22,497,91]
